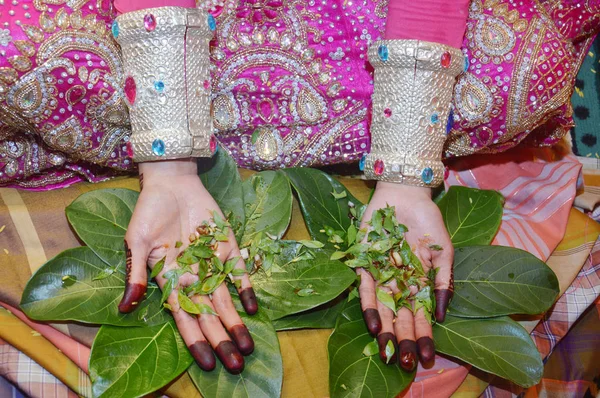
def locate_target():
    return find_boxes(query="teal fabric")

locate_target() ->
[571,38,600,157]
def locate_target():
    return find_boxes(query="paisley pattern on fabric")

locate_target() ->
[0,0,599,189]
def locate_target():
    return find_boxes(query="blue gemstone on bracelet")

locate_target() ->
[154,80,165,93]
[377,44,388,62]
[152,139,166,156]
[464,56,470,72]
[431,113,439,124]
[207,15,216,31]
[421,167,434,184]
[446,109,454,133]
[359,154,367,171]
[111,21,119,39]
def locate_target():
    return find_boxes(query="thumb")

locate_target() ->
[118,238,150,313]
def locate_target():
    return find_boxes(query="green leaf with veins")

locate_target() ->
[89,319,192,398]
[437,186,504,248]
[272,293,347,331]
[189,296,282,398]
[241,171,293,247]
[66,189,139,268]
[198,150,246,240]
[250,244,355,320]
[449,246,559,317]
[283,168,366,250]
[433,315,542,387]
[20,247,169,327]
[328,299,414,398]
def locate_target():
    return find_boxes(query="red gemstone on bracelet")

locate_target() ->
[210,135,217,153]
[203,79,211,90]
[441,51,452,68]
[126,141,134,158]
[144,14,157,32]
[124,76,136,104]
[374,159,384,176]
[384,108,392,118]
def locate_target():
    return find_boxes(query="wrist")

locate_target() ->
[376,181,432,201]
[139,158,198,179]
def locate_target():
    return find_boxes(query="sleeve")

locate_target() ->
[361,0,469,187]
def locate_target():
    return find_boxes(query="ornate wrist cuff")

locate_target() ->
[114,7,217,162]
[362,39,465,187]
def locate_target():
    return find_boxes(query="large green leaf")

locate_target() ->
[449,246,559,318]
[66,189,138,267]
[328,299,414,398]
[251,249,356,320]
[90,319,192,398]
[272,293,346,331]
[437,186,504,248]
[241,171,292,246]
[20,247,169,326]
[198,150,246,239]
[189,298,282,398]
[433,315,543,387]
[283,168,366,248]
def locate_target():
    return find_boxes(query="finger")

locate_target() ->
[192,295,245,374]
[229,250,257,315]
[376,290,397,365]
[394,307,417,372]
[118,238,149,313]
[168,291,216,371]
[357,268,382,336]
[212,284,254,355]
[433,245,454,323]
[414,307,435,365]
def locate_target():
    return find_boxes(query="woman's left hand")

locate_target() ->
[357,182,454,371]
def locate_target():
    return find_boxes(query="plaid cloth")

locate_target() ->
[0,338,78,398]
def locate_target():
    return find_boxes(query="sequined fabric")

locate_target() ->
[0,0,599,189]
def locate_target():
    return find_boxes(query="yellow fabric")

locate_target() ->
[0,308,92,397]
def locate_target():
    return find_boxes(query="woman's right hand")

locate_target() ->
[118,158,257,374]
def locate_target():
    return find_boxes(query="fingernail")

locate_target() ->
[416,336,435,364]
[362,308,382,336]
[377,333,397,364]
[398,339,417,372]
[434,289,453,322]
[239,288,258,315]
[189,341,216,371]
[215,341,245,374]
[231,324,254,355]
[118,283,146,313]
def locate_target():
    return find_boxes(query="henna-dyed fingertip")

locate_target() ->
[240,288,258,315]
[398,339,417,372]
[231,324,254,355]
[434,289,452,322]
[416,336,435,364]
[215,341,245,374]
[118,283,146,313]
[377,333,397,364]
[362,308,382,336]
[189,341,216,371]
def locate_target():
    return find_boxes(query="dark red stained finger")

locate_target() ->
[434,288,453,323]
[363,308,382,336]
[230,324,254,356]
[188,341,216,371]
[398,339,417,372]
[416,336,435,364]
[377,332,398,364]
[239,288,258,315]
[118,240,147,313]
[214,341,245,374]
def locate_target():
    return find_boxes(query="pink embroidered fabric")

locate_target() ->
[0,0,599,189]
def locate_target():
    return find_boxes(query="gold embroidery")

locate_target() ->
[39,12,56,33]
[21,24,45,43]
[254,126,280,161]
[13,40,36,57]
[0,68,19,84]
[8,56,33,72]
